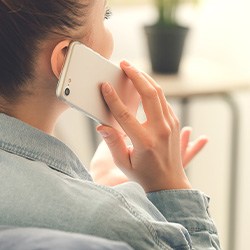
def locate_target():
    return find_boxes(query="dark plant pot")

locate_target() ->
[144,25,189,74]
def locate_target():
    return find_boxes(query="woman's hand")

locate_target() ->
[181,127,208,168]
[90,140,128,186]
[96,61,193,192]
[90,128,208,186]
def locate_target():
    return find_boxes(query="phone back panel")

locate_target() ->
[56,42,140,131]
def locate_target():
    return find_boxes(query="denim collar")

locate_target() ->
[0,113,92,181]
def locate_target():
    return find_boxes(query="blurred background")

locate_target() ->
[55,0,250,249]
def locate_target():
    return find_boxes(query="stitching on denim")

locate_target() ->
[0,141,83,179]
[89,183,175,250]
[147,190,206,196]
[165,217,217,235]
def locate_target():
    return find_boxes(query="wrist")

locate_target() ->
[164,168,192,190]
[140,174,192,193]
[164,178,192,190]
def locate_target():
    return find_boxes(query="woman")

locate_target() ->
[0,0,220,249]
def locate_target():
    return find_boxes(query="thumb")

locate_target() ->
[96,125,131,170]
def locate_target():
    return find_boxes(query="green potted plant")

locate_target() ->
[144,0,199,73]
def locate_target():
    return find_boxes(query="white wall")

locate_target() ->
[55,1,250,249]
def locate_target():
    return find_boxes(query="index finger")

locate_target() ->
[120,61,166,127]
[101,82,146,147]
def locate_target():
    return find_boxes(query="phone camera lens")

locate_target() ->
[65,88,70,96]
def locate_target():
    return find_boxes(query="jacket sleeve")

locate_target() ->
[147,189,221,249]
[114,182,221,249]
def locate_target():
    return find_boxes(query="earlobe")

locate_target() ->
[51,40,71,79]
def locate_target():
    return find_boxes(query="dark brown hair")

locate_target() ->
[0,0,91,101]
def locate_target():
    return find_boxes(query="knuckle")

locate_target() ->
[105,133,120,147]
[140,136,154,148]
[117,109,131,123]
[142,140,157,154]
[157,125,171,138]
[155,84,164,95]
[145,88,158,99]
[103,89,116,103]
[168,117,180,131]
[131,68,143,80]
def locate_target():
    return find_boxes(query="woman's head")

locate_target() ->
[0,0,113,103]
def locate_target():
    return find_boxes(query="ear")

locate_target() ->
[51,40,71,79]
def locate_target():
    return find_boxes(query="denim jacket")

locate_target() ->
[0,113,220,250]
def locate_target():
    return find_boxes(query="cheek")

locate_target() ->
[104,28,114,59]
[89,26,114,59]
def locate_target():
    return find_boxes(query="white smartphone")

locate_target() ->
[56,41,140,132]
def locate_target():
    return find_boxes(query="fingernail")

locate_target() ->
[121,60,131,67]
[98,129,110,138]
[102,83,112,95]
[98,131,109,138]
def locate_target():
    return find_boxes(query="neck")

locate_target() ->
[1,92,68,135]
